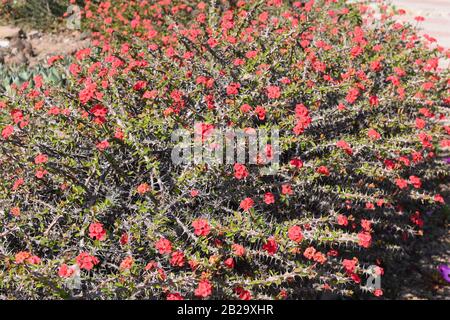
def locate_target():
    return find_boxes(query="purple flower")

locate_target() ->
[438,265,450,283]
[445,157,450,165]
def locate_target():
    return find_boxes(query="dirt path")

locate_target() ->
[0,26,89,67]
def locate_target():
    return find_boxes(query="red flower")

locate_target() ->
[34,154,48,165]
[90,104,108,118]
[357,232,372,248]
[15,251,31,264]
[303,246,316,260]
[120,232,129,245]
[224,257,235,269]
[1,125,14,140]
[373,289,383,297]
[264,192,275,205]
[434,194,445,204]
[89,222,106,241]
[12,178,24,191]
[408,175,422,189]
[262,237,278,255]
[226,82,240,95]
[316,166,330,176]
[195,279,213,298]
[281,184,293,195]
[254,105,266,120]
[240,103,252,113]
[266,85,281,99]
[35,169,48,179]
[337,214,348,226]
[313,252,327,264]
[167,293,184,300]
[395,178,408,189]
[415,118,426,129]
[233,163,249,180]
[192,218,211,236]
[232,243,245,256]
[235,287,252,300]
[58,264,75,278]
[410,211,424,228]
[288,225,303,243]
[342,258,358,273]
[133,80,147,91]
[290,158,304,168]
[96,140,110,151]
[336,140,353,155]
[137,183,151,194]
[368,129,381,140]
[120,256,134,270]
[239,197,254,211]
[155,237,172,254]
[170,251,186,267]
[194,123,215,142]
[10,207,20,217]
[361,219,372,231]
[76,252,99,270]
[369,95,379,106]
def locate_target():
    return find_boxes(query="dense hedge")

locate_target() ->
[0,0,449,299]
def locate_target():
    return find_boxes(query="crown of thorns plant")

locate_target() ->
[0,0,449,300]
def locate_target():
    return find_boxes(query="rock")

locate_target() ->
[0,26,23,39]
[4,51,27,66]
[28,30,40,40]
[0,40,9,48]
[9,38,34,57]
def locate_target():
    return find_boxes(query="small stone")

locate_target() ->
[28,30,40,39]
[0,26,22,39]
[0,39,9,48]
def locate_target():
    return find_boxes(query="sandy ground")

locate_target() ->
[392,0,450,48]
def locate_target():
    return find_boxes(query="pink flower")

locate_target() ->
[195,279,213,298]
[434,194,445,204]
[368,129,381,140]
[357,232,372,248]
[192,218,211,236]
[155,237,172,254]
[226,82,240,95]
[96,140,110,151]
[170,251,186,267]
[234,163,249,180]
[395,178,408,189]
[76,252,99,270]
[288,226,303,243]
[337,214,348,226]
[89,222,107,241]
[167,293,184,300]
[240,197,254,211]
[281,184,293,195]
[266,85,281,99]
[120,256,134,270]
[264,192,275,205]
[58,264,75,278]
[34,154,48,165]
[1,125,14,140]
[408,175,422,189]
[137,183,151,194]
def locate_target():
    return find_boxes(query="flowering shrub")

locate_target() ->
[0,0,449,299]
